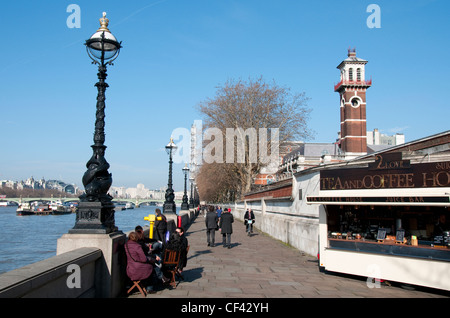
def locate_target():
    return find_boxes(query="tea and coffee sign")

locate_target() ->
[320,153,450,191]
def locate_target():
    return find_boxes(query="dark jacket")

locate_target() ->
[155,214,167,231]
[244,210,255,225]
[164,232,189,269]
[155,214,168,241]
[125,240,153,281]
[205,211,219,229]
[219,212,234,234]
[244,210,255,220]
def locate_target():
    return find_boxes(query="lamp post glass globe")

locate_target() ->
[165,138,178,154]
[85,12,121,65]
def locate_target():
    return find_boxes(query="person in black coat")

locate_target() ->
[175,227,189,272]
[244,209,255,235]
[219,208,234,248]
[155,208,168,243]
[205,205,219,247]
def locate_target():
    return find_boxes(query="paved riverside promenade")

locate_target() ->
[126,213,448,299]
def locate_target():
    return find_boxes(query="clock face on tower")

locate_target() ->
[351,98,360,107]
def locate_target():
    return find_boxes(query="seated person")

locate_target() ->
[135,225,163,256]
[125,232,157,293]
[134,227,168,284]
[162,227,189,275]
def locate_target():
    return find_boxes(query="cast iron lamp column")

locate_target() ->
[163,138,177,215]
[189,177,194,209]
[194,185,200,207]
[70,12,122,234]
[181,164,190,210]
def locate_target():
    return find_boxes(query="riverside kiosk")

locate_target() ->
[307,152,450,291]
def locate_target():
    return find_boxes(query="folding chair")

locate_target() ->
[127,280,147,297]
[162,249,181,288]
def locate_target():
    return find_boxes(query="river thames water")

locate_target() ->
[0,205,180,274]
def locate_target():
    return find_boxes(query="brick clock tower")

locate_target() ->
[334,48,372,159]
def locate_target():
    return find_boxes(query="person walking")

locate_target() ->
[216,206,223,219]
[219,208,234,249]
[205,205,219,247]
[244,209,255,236]
[175,227,189,274]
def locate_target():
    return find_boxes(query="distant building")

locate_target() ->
[109,184,166,200]
[45,179,76,194]
[0,180,17,190]
[0,178,77,194]
[367,128,405,147]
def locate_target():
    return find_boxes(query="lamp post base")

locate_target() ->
[181,201,189,210]
[70,201,118,234]
[163,201,177,215]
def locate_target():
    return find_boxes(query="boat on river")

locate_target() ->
[50,201,72,215]
[16,202,35,216]
[125,202,134,209]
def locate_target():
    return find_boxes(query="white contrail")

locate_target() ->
[111,0,168,27]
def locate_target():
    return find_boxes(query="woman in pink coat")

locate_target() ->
[125,232,154,292]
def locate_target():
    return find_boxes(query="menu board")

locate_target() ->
[376,228,387,241]
[395,229,405,243]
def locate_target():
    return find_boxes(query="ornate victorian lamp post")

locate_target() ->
[70,12,122,234]
[181,164,190,210]
[163,138,177,215]
[189,176,195,209]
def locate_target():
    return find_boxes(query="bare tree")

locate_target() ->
[196,77,313,201]
[196,163,239,202]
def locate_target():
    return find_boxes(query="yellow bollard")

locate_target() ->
[144,214,156,239]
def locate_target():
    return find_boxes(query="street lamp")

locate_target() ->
[163,138,177,215]
[189,176,195,209]
[70,12,122,234]
[181,164,190,210]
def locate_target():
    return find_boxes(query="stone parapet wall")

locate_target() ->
[0,247,101,298]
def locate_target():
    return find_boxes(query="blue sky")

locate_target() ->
[0,0,449,190]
